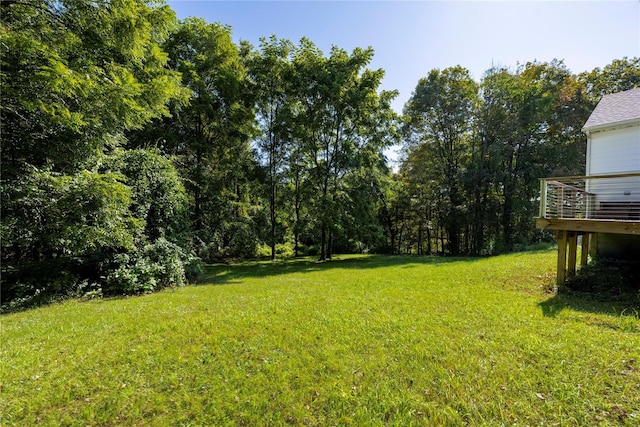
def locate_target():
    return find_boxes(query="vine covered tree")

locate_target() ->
[1,0,192,305]
[128,17,258,259]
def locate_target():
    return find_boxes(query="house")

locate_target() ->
[536,88,640,285]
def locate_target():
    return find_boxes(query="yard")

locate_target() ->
[2,250,639,425]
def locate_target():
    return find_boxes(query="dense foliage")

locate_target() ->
[1,0,192,307]
[1,0,638,306]
[398,58,639,255]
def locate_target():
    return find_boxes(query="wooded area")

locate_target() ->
[2,0,639,306]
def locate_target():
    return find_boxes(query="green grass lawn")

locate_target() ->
[2,250,639,426]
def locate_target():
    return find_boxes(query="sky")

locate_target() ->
[166,0,639,165]
[167,0,640,113]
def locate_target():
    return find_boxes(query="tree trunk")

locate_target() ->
[194,147,203,232]
[319,226,326,261]
[293,169,302,258]
[502,184,516,251]
[270,151,276,261]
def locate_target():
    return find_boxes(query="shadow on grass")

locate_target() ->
[196,254,483,286]
[540,259,640,318]
[539,292,638,318]
[539,292,640,334]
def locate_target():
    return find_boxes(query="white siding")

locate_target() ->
[586,124,640,204]
[587,125,640,175]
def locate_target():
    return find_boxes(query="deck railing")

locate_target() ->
[539,173,640,220]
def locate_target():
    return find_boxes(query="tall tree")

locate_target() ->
[293,40,398,260]
[247,36,296,260]
[128,18,257,258]
[403,66,478,255]
[0,0,186,177]
[479,61,581,250]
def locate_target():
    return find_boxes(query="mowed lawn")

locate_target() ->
[2,250,639,426]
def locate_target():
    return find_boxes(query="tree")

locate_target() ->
[479,61,583,251]
[96,149,189,243]
[1,0,191,306]
[398,143,448,255]
[128,17,257,259]
[292,40,399,260]
[246,36,296,260]
[95,149,196,295]
[403,67,478,255]
[579,57,640,104]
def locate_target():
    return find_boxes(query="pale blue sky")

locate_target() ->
[167,0,639,114]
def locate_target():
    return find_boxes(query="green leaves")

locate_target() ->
[1,0,187,175]
[1,149,195,304]
[97,149,189,243]
[288,40,399,259]
[578,57,640,104]
[2,169,140,256]
[403,67,479,255]
[1,1,196,304]
[397,60,612,255]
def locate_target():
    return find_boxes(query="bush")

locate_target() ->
[105,238,195,295]
[1,150,201,308]
[256,243,294,259]
[1,169,140,258]
[256,244,272,258]
[565,259,640,302]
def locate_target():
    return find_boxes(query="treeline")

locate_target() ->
[395,61,640,256]
[1,0,638,307]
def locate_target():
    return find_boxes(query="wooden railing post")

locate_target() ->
[539,178,547,218]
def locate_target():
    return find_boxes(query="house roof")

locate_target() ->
[583,88,640,131]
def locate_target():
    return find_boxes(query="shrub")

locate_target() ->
[1,169,140,258]
[256,243,294,259]
[105,238,195,295]
[276,243,294,257]
[565,259,640,302]
[256,244,272,258]
[1,150,201,308]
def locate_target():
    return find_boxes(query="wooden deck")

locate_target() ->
[536,217,640,286]
[535,217,640,235]
[537,173,640,286]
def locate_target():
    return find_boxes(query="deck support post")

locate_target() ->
[567,232,578,278]
[580,233,590,268]
[556,230,568,287]
[589,232,599,260]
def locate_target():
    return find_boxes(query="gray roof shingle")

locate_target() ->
[583,88,640,131]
